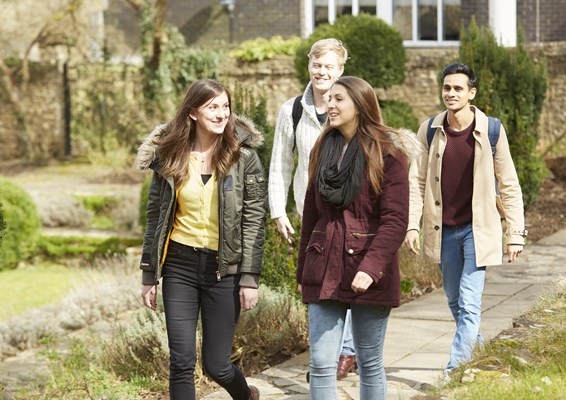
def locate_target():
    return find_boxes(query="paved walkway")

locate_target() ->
[203,229,566,400]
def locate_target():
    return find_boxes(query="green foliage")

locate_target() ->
[0,178,41,270]
[234,285,308,374]
[75,195,117,214]
[381,100,419,132]
[71,63,151,162]
[101,309,170,381]
[140,2,223,116]
[294,13,405,89]
[459,18,548,207]
[230,81,274,172]
[261,213,302,298]
[37,236,142,259]
[229,35,302,62]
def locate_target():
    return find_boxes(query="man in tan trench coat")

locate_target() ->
[404,62,528,376]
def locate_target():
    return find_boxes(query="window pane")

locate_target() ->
[419,0,437,40]
[360,0,376,14]
[443,0,460,40]
[336,0,352,18]
[393,0,412,40]
[314,0,328,26]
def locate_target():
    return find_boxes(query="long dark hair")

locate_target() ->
[308,76,406,194]
[157,79,240,186]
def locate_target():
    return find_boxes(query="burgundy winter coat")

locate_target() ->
[297,154,409,307]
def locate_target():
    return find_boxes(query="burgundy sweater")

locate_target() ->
[441,117,475,226]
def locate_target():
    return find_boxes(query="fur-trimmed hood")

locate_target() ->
[388,128,424,162]
[135,114,264,171]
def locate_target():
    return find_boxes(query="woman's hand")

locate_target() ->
[142,284,157,311]
[240,287,259,311]
[351,271,373,293]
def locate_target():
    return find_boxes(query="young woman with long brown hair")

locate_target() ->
[137,79,266,400]
[297,76,421,400]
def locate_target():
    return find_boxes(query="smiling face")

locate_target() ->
[190,92,230,136]
[308,51,344,95]
[442,73,476,113]
[327,83,358,140]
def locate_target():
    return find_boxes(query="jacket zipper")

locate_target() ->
[216,176,223,281]
[351,232,376,238]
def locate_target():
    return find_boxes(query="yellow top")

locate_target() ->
[170,155,219,250]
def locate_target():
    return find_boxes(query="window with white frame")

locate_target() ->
[393,0,460,43]
[306,0,460,45]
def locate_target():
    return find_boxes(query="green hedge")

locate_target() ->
[381,100,419,133]
[294,13,405,89]
[0,178,41,270]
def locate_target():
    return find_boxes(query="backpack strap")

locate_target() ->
[425,117,435,148]
[291,95,303,153]
[426,116,501,156]
[487,116,501,156]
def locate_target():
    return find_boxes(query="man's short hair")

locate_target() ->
[442,62,478,88]
[308,38,348,67]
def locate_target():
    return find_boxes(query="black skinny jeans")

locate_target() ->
[162,240,251,400]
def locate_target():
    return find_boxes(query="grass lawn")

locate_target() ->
[0,263,100,322]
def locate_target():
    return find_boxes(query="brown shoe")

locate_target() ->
[249,384,260,400]
[337,355,357,380]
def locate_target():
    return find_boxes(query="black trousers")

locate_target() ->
[162,240,250,400]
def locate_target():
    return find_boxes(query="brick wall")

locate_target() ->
[461,0,489,28]
[233,0,302,41]
[518,0,566,42]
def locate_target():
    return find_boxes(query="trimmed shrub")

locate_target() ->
[294,13,405,89]
[229,35,302,62]
[381,100,419,133]
[458,18,548,207]
[0,178,41,270]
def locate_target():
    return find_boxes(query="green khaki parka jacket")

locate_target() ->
[135,115,267,288]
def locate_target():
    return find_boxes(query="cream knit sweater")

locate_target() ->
[268,83,323,218]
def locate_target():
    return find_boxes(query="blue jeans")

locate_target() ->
[340,309,355,356]
[440,224,486,370]
[308,301,390,400]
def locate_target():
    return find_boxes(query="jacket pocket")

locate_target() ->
[300,231,327,286]
[244,173,267,200]
[340,232,376,290]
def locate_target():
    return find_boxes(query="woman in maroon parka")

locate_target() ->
[297,76,421,400]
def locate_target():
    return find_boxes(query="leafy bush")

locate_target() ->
[230,81,274,172]
[261,213,302,298]
[0,178,41,270]
[294,13,405,89]
[459,18,548,207]
[381,100,419,132]
[101,308,170,381]
[229,35,302,62]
